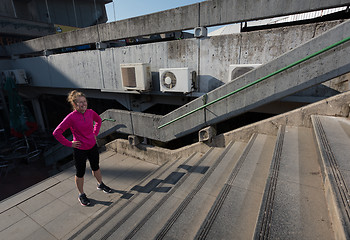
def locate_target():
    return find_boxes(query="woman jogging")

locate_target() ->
[53,90,111,206]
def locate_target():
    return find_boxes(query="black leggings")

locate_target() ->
[73,144,100,178]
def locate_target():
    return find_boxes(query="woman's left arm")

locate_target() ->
[92,110,102,136]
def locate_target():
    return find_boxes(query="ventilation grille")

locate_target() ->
[159,68,193,93]
[161,71,177,89]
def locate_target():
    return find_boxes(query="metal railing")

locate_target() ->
[102,118,116,122]
[158,35,350,129]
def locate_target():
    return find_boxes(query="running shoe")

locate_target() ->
[78,193,91,206]
[97,182,112,193]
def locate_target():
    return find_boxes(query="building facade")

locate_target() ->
[0,0,111,48]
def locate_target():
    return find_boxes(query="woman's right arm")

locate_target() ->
[52,116,74,147]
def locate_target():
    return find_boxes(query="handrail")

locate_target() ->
[158,35,350,129]
[102,118,116,122]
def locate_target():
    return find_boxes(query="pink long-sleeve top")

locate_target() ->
[53,109,102,150]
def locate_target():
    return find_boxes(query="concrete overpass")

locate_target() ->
[4,0,350,54]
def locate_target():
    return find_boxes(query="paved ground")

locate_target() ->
[0,150,159,240]
[0,159,51,202]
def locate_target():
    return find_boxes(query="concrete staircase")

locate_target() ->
[99,19,350,143]
[67,115,350,240]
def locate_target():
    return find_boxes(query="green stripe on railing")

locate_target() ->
[102,118,116,122]
[158,35,350,129]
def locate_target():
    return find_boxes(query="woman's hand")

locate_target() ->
[72,141,81,148]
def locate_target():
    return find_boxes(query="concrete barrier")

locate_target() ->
[6,0,350,55]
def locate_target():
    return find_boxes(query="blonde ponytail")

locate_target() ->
[67,90,86,110]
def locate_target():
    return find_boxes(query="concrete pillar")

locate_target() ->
[31,98,45,132]
[128,135,141,146]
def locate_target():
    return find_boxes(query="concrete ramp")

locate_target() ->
[254,125,334,239]
[312,115,350,239]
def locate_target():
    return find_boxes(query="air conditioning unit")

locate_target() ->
[159,68,193,93]
[229,64,261,82]
[1,69,29,84]
[120,63,151,91]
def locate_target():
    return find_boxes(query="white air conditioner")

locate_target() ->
[120,63,151,91]
[229,64,261,82]
[159,68,193,93]
[1,69,28,84]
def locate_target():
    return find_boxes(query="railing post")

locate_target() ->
[199,126,217,142]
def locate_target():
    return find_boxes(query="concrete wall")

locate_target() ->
[0,60,13,71]
[9,20,344,94]
[0,15,54,38]
[5,0,350,55]
[105,91,350,165]
[98,109,162,140]
[200,20,343,92]
[99,19,350,142]
[43,0,109,27]
[0,0,15,18]
[0,0,109,27]
[199,0,350,27]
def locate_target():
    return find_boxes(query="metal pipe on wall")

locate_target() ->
[11,0,17,18]
[72,0,78,27]
[44,0,52,23]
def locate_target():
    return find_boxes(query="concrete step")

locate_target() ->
[195,133,276,239]
[311,115,350,239]
[69,149,210,239]
[60,152,159,239]
[63,120,348,239]
[63,152,169,239]
[130,141,247,240]
[67,152,200,239]
[4,113,350,239]
[255,125,334,239]
[102,147,222,240]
